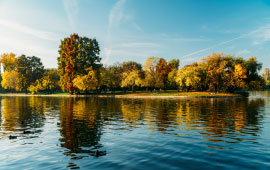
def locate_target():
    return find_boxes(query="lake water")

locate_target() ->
[0,92,270,169]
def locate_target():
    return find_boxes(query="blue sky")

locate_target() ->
[0,0,270,70]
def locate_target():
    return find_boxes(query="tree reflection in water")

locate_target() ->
[0,97,48,138]
[58,98,117,158]
[118,97,265,146]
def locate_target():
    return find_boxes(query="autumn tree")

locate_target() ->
[1,70,19,90]
[57,33,101,94]
[120,61,143,91]
[73,67,98,93]
[143,57,170,90]
[0,53,17,71]
[121,70,143,91]
[28,69,60,94]
[175,64,202,91]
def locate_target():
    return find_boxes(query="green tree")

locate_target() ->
[100,64,121,92]
[28,69,60,94]
[244,57,263,89]
[167,59,180,89]
[121,61,142,72]
[16,55,44,92]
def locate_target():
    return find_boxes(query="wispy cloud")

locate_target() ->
[108,0,126,30]
[61,0,78,29]
[132,22,143,32]
[236,49,250,56]
[0,18,60,41]
[104,0,127,64]
[160,33,209,42]
[0,32,58,68]
[182,32,252,59]
[251,24,270,45]
[119,42,160,48]
[181,23,270,59]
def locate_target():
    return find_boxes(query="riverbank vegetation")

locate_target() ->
[0,34,265,95]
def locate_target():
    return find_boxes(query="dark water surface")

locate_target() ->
[0,92,270,169]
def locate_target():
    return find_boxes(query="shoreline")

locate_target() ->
[0,93,244,98]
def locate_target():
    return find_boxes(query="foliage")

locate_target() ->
[174,53,262,92]
[1,70,19,90]
[99,64,121,91]
[28,69,60,94]
[57,33,101,94]
[143,57,169,90]
[73,67,98,92]
[121,70,143,91]
[16,55,44,92]
[0,53,17,71]
[121,61,142,72]
[175,64,201,91]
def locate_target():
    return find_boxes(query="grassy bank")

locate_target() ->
[0,91,242,98]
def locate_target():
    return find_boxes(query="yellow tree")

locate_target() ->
[175,64,201,91]
[143,57,159,89]
[232,64,247,89]
[28,79,44,94]
[0,53,17,71]
[121,70,143,91]
[1,70,19,90]
[73,67,98,93]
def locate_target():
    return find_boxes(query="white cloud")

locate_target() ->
[160,33,209,42]
[251,24,270,45]
[0,18,60,41]
[118,42,160,48]
[0,32,58,68]
[132,22,143,32]
[0,18,60,68]
[181,32,251,59]
[108,0,126,30]
[104,0,127,64]
[61,0,78,29]
[236,49,250,56]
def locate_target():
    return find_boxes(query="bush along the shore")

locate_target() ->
[0,34,265,94]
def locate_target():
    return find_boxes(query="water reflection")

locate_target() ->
[0,97,50,139]
[58,98,106,158]
[0,94,268,169]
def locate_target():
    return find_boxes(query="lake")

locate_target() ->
[0,92,270,169]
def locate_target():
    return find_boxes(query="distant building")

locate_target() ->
[263,68,270,81]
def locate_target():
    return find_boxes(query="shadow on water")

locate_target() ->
[0,93,268,169]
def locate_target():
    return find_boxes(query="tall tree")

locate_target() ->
[57,33,101,94]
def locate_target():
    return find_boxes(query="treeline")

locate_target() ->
[0,33,265,94]
[0,53,60,94]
